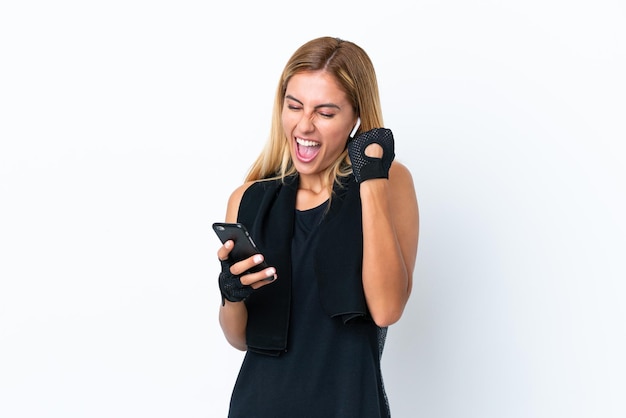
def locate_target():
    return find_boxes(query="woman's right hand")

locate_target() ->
[218,239,277,291]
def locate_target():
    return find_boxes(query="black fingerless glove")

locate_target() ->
[218,259,253,306]
[348,128,395,182]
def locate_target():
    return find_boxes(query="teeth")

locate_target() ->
[296,138,320,147]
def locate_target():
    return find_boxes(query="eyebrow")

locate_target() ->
[285,95,342,110]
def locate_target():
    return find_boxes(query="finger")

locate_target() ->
[216,240,234,261]
[241,267,278,288]
[230,253,265,276]
[364,143,383,158]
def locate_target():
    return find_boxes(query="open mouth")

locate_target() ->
[295,137,321,162]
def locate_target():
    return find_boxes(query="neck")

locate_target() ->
[296,174,331,211]
[297,173,330,195]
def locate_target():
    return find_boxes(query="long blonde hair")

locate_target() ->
[245,36,384,190]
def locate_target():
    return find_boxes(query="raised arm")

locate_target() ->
[360,161,419,326]
[347,128,419,327]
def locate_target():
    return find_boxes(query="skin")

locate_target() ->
[218,71,419,351]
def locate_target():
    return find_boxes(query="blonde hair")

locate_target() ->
[245,36,384,190]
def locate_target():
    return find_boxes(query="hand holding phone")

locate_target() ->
[212,222,269,274]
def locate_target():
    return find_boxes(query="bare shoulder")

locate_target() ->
[388,160,419,228]
[389,160,416,195]
[225,181,256,223]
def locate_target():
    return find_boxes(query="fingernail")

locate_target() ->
[253,254,263,263]
[266,268,276,277]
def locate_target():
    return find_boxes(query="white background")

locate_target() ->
[1,1,625,417]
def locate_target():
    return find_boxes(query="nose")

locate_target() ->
[296,112,315,134]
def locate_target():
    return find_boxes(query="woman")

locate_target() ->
[216,36,419,417]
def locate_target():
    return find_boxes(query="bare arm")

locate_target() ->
[217,182,277,350]
[360,161,419,326]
